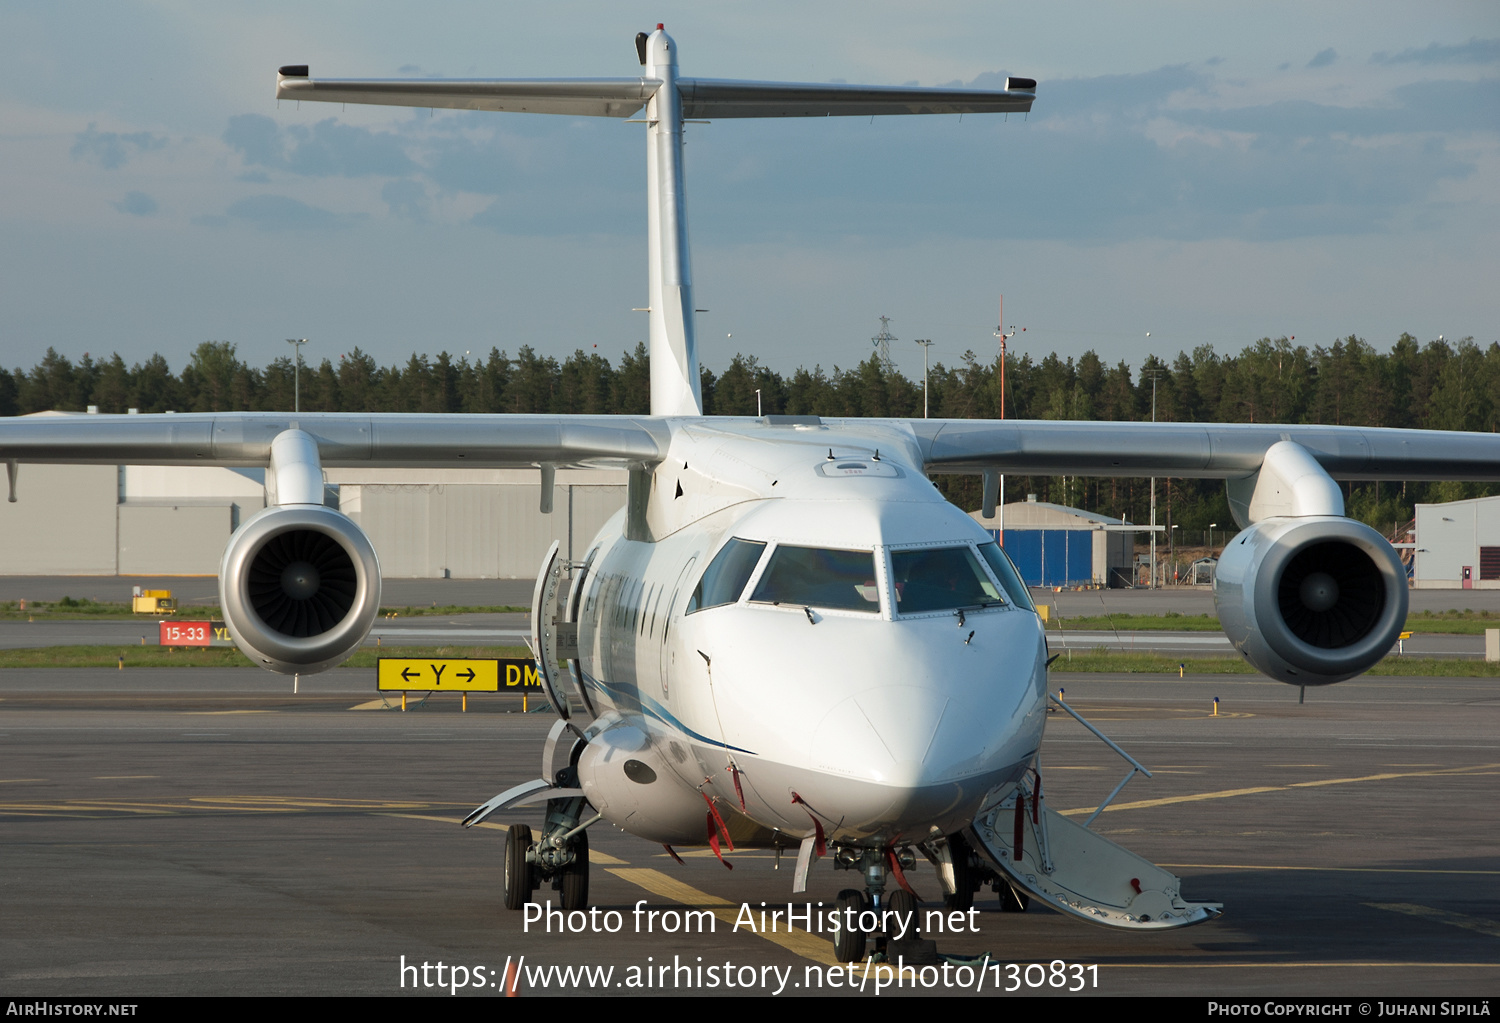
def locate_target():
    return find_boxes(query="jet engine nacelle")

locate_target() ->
[1214,516,1407,686]
[218,504,381,675]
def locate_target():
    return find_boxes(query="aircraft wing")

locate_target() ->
[275,69,658,117]
[676,77,1036,118]
[906,418,1500,481]
[0,412,669,470]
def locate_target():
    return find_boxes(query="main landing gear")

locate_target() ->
[502,770,594,913]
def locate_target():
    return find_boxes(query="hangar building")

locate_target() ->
[0,461,628,579]
[969,497,1139,588]
[1412,494,1500,590]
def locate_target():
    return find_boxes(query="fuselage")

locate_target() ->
[569,417,1048,848]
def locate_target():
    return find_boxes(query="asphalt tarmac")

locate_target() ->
[0,616,533,651]
[6,574,1498,616]
[0,616,1483,658]
[1,668,1496,998]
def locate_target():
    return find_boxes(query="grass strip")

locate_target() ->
[1047,653,1500,676]
[1045,611,1500,636]
[0,645,533,669]
[2,645,1494,676]
[0,601,528,621]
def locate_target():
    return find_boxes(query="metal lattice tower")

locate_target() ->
[871,315,897,374]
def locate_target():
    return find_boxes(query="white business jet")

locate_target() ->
[5,27,1499,962]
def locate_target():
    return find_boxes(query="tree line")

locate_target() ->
[5,334,1497,535]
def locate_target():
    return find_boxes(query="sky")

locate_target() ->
[1,1,1496,383]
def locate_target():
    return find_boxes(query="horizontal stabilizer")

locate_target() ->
[677,78,1035,118]
[275,72,1035,121]
[277,73,658,118]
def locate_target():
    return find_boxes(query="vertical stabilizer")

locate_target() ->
[273,31,1037,421]
[643,28,703,416]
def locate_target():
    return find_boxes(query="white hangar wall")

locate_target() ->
[0,461,626,580]
[332,468,627,579]
[1413,494,1500,589]
[0,464,120,574]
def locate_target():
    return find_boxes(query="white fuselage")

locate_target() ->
[570,418,1048,848]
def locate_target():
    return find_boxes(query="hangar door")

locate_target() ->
[992,529,1093,587]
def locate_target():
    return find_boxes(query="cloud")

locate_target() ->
[223,114,415,177]
[1372,38,1500,65]
[1307,48,1338,69]
[112,191,157,216]
[70,124,167,170]
[688,63,1488,246]
[382,178,427,220]
[225,195,362,231]
[1173,78,1500,137]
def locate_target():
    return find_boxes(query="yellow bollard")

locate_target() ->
[402,691,407,712]
[1179,663,1185,678]
[522,693,528,714]
[462,692,468,713]
[118,654,123,670]
[1212,696,1219,717]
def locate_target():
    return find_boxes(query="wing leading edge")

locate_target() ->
[906,418,1500,482]
[0,412,669,470]
[5,413,1498,482]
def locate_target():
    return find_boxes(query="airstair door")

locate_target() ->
[969,781,1221,931]
[531,540,580,721]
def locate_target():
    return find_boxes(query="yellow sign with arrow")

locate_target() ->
[378,658,502,692]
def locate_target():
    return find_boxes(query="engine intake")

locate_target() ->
[219,505,381,674]
[1214,516,1407,685]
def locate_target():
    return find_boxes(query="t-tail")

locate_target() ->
[276,27,1037,415]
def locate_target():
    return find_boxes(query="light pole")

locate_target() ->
[286,338,307,412]
[1144,368,1162,589]
[1170,523,1180,584]
[1208,522,1218,552]
[914,339,935,418]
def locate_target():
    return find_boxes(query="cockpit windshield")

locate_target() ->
[890,545,1005,614]
[686,538,766,614]
[749,546,880,613]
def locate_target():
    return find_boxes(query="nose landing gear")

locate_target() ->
[829,845,930,964]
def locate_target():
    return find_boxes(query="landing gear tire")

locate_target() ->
[999,880,1030,913]
[944,831,975,912]
[832,889,867,963]
[504,824,534,912]
[559,829,589,911]
[886,888,918,933]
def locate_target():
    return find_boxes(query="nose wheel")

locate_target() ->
[832,889,866,963]
[829,846,926,963]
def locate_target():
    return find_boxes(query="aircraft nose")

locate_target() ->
[810,686,996,788]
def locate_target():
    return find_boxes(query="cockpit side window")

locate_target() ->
[748,546,880,613]
[890,545,1005,614]
[685,538,767,614]
[978,542,1036,611]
